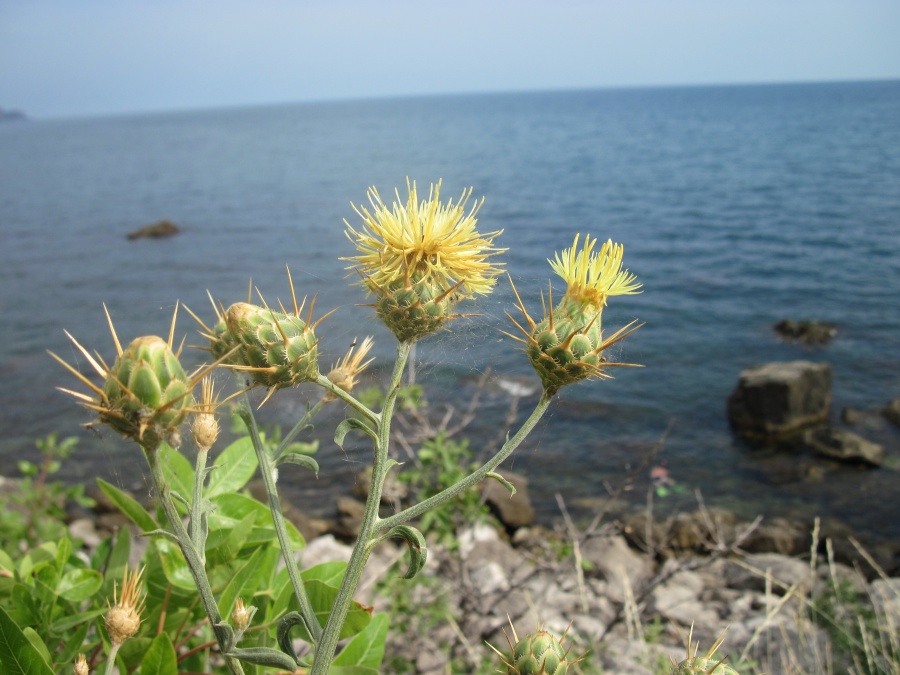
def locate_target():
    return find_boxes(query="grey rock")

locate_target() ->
[581,535,654,602]
[482,470,535,529]
[725,553,810,594]
[803,427,884,466]
[727,361,831,438]
[773,319,836,346]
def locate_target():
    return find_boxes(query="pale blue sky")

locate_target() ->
[2,0,899,119]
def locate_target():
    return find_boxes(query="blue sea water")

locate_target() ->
[1,81,899,541]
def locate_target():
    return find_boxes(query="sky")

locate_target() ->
[2,0,899,119]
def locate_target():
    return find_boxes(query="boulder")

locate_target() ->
[884,398,900,427]
[773,319,836,346]
[727,361,831,438]
[802,427,884,466]
[127,219,180,240]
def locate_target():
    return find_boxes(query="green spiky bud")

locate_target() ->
[374,275,454,343]
[507,629,571,675]
[209,318,238,362]
[527,299,606,395]
[103,335,193,450]
[670,629,740,675]
[224,302,319,389]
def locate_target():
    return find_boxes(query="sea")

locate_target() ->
[1,80,899,544]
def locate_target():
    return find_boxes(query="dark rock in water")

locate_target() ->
[884,398,900,428]
[803,427,885,466]
[773,319,837,346]
[482,470,534,529]
[127,219,181,240]
[727,361,831,439]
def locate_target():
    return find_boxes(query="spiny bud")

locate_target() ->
[74,654,89,675]
[490,621,581,675]
[231,597,257,645]
[105,566,145,647]
[191,376,220,450]
[669,627,740,675]
[324,336,374,401]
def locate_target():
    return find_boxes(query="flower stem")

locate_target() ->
[236,397,323,645]
[144,446,245,675]
[310,340,412,674]
[377,393,552,533]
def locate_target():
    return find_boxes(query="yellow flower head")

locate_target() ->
[343,179,505,297]
[549,234,641,309]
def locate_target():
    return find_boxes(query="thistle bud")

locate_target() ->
[669,628,740,675]
[324,336,374,401]
[224,302,319,390]
[191,377,220,450]
[102,335,193,449]
[231,597,257,645]
[490,622,580,675]
[74,654,89,675]
[105,566,145,647]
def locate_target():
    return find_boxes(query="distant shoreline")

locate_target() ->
[0,108,27,122]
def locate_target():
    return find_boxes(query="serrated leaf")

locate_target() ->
[57,568,103,602]
[334,418,377,449]
[0,606,54,675]
[486,471,517,496]
[275,451,319,474]
[331,613,388,669]
[140,633,177,675]
[97,479,157,532]
[207,437,259,497]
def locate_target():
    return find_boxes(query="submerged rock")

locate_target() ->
[773,319,837,346]
[127,219,181,240]
[727,361,832,439]
[803,427,885,466]
[884,398,900,428]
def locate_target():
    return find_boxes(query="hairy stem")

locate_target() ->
[144,446,245,675]
[236,398,323,645]
[377,393,552,532]
[310,340,412,674]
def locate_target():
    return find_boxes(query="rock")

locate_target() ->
[773,319,837,346]
[884,398,900,427]
[803,427,884,466]
[352,467,408,505]
[332,496,366,539]
[482,470,534,530]
[727,361,831,438]
[724,553,810,594]
[741,516,807,555]
[127,219,180,240]
[581,535,654,602]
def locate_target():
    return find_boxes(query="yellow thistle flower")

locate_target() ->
[344,179,505,296]
[105,566,145,647]
[324,336,375,402]
[191,376,221,451]
[549,234,641,309]
[505,234,642,395]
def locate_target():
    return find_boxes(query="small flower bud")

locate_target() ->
[324,337,374,402]
[191,377,220,450]
[231,597,257,645]
[105,566,145,647]
[74,654,89,675]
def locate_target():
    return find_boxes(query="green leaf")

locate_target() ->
[140,633,178,675]
[229,646,299,671]
[207,437,259,497]
[153,538,194,590]
[382,526,427,580]
[331,613,388,669]
[158,442,195,507]
[217,545,279,619]
[334,418,377,449]
[97,479,157,532]
[210,493,304,550]
[21,629,51,668]
[486,471,517,496]
[275,452,319,475]
[0,606,54,675]
[304,579,372,641]
[57,568,103,602]
[300,562,347,587]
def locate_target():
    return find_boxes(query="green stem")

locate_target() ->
[190,446,209,563]
[310,341,412,675]
[315,374,379,425]
[377,393,553,533]
[144,446,245,675]
[236,398,323,645]
[103,643,121,675]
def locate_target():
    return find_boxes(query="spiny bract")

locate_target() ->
[669,628,740,675]
[223,302,319,390]
[492,625,579,675]
[102,335,194,448]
